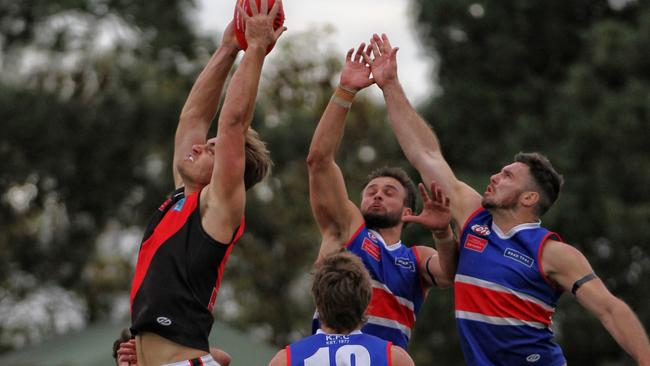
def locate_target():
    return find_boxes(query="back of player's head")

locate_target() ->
[312,251,372,333]
[244,128,272,190]
[363,166,417,210]
[514,152,564,216]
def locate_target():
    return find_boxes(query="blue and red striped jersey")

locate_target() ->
[313,224,426,350]
[455,208,566,366]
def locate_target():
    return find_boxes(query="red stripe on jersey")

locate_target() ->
[411,246,427,297]
[208,287,218,312]
[130,193,198,310]
[386,342,393,366]
[367,288,415,329]
[538,231,562,287]
[461,207,485,235]
[345,224,366,248]
[208,217,245,311]
[455,282,553,326]
[285,345,291,366]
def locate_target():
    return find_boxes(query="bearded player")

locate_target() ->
[306,42,458,350]
[369,32,650,365]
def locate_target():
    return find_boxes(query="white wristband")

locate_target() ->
[330,95,352,109]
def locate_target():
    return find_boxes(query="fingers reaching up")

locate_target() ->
[403,181,452,232]
[340,42,375,92]
[366,33,399,88]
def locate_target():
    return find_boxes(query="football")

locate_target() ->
[233,0,285,54]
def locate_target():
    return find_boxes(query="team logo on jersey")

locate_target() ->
[367,231,379,243]
[325,334,350,345]
[172,198,186,212]
[504,248,534,268]
[526,354,541,362]
[156,316,172,326]
[362,238,381,261]
[471,224,491,236]
[464,234,488,252]
[395,257,416,272]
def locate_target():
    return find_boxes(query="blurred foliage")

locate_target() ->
[411,0,650,364]
[0,0,211,351]
[1,0,649,365]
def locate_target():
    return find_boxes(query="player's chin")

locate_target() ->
[363,212,400,229]
[481,197,496,209]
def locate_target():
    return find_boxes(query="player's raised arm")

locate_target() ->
[368,33,481,225]
[201,0,285,243]
[172,21,241,189]
[307,43,374,262]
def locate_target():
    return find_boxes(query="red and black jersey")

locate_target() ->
[130,187,244,352]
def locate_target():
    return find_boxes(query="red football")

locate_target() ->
[233,0,285,54]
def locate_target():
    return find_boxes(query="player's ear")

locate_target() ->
[520,191,539,208]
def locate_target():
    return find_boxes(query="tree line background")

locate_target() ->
[1,0,649,364]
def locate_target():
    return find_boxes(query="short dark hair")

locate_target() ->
[363,166,417,211]
[244,128,272,190]
[515,152,564,216]
[312,252,372,333]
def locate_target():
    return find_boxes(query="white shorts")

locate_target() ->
[162,354,221,366]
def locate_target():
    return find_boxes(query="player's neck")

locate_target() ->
[319,325,360,335]
[183,182,205,196]
[376,225,402,245]
[489,208,539,233]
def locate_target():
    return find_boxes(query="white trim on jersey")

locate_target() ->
[366,315,413,338]
[455,310,548,329]
[367,229,403,251]
[491,220,542,239]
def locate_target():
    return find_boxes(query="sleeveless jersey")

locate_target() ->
[455,208,566,366]
[313,224,426,350]
[130,187,244,352]
[287,330,392,366]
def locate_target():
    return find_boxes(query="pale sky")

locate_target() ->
[191,0,436,103]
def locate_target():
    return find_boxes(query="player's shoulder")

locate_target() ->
[541,238,589,272]
[414,245,435,256]
[267,348,287,366]
[390,344,415,366]
[543,238,583,259]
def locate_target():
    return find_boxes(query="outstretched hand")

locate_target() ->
[403,181,451,232]
[116,338,137,366]
[340,42,374,91]
[366,33,399,89]
[237,0,287,50]
[220,21,241,52]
